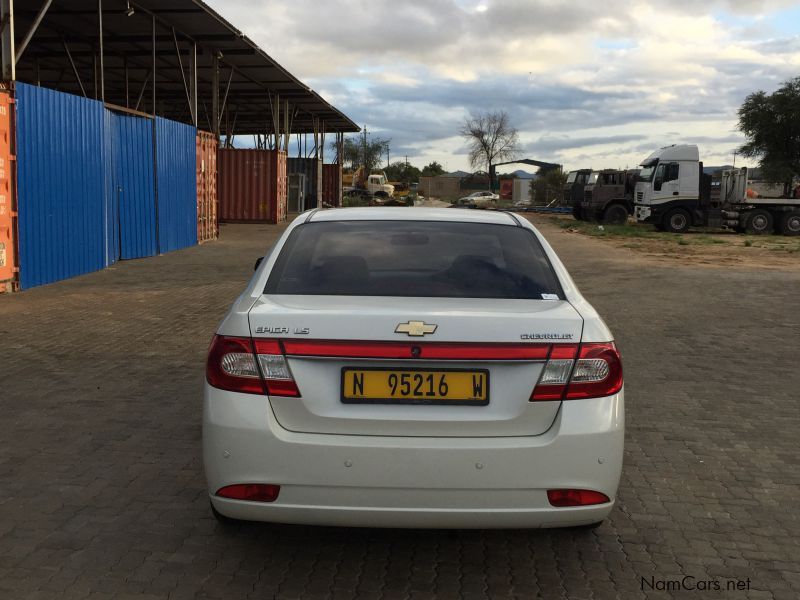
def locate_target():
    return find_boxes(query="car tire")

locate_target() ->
[778,210,800,236]
[744,209,773,235]
[603,204,629,225]
[662,208,691,233]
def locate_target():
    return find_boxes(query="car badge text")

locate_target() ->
[255,326,310,335]
[395,321,438,337]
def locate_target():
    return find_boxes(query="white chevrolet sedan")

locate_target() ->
[204,208,624,529]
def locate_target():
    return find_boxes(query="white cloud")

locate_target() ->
[208,0,800,170]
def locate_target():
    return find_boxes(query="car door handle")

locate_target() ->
[673,191,679,195]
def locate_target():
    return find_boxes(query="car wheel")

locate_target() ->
[663,208,691,233]
[744,209,773,235]
[603,204,629,225]
[778,210,800,236]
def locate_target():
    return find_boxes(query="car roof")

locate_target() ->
[307,207,519,226]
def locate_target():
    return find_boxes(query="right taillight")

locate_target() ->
[206,336,300,397]
[531,342,622,401]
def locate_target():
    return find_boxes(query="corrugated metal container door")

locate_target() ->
[15,83,106,289]
[196,130,218,244]
[108,111,157,260]
[219,149,260,221]
[155,117,197,253]
[322,163,342,207]
[286,157,321,212]
[0,88,17,291]
[217,148,287,224]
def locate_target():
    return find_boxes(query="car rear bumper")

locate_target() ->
[203,386,624,529]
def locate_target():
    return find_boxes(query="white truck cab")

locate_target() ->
[634,144,701,229]
[366,173,395,197]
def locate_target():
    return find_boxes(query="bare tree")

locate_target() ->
[460,111,520,190]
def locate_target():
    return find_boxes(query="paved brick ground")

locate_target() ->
[1,215,798,599]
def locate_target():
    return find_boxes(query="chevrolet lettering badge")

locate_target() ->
[395,321,438,337]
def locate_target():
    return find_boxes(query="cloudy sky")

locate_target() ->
[209,0,800,172]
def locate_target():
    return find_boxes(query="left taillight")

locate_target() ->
[206,335,300,397]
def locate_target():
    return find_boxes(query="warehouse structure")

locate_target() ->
[0,0,359,291]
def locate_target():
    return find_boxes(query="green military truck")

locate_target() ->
[564,169,592,219]
[580,169,637,224]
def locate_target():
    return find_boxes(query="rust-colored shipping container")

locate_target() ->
[218,148,288,223]
[196,130,218,243]
[322,163,342,207]
[0,88,17,292]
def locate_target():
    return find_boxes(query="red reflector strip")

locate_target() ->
[549,344,579,359]
[252,338,282,354]
[216,484,280,503]
[264,379,300,397]
[547,489,610,507]
[531,384,567,401]
[281,340,551,360]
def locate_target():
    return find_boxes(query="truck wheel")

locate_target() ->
[663,208,691,233]
[744,209,773,235]
[779,210,800,236]
[603,204,629,225]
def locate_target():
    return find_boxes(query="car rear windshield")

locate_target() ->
[264,220,564,300]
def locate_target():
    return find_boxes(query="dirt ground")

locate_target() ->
[527,213,800,271]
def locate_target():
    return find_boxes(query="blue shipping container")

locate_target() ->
[155,117,197,253]
[15,86,199,289]
[16,83,106,289]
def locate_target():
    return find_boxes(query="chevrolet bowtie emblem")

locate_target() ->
[395,321,438,337]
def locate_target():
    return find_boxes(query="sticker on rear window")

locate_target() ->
[541,293,559,300]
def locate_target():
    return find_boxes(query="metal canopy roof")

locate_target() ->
[11,0,359,134]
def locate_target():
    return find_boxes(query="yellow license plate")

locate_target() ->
[341,368,489,405]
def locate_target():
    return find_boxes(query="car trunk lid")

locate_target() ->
[249,295,583,437]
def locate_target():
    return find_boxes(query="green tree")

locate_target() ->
[421,161,445,177]
[335,133,391,173]
[531,169,567,205]
[738,76,800,196]
[385,161,422,183]
[460,110,520,190]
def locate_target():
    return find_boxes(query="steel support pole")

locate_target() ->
[16,0,52,63]
[211,52,219,139]
[189,41,197,126]
[151,15,155,116]
[0,0,14,80]
[63,41,86,97]
[97,0,104,101]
